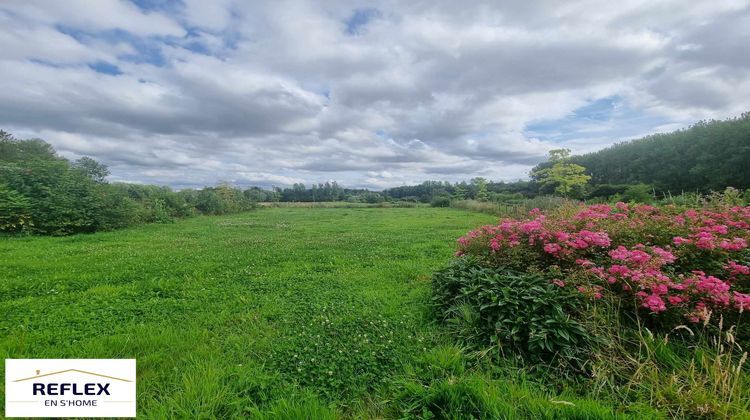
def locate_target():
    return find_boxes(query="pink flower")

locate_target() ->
[667,296,683,305]
[673,236,691,246]
[577,230,611,247]
[725,261,750,277]
[694,232,716,250]
[555,231,570,242]
[651,247,676,264]
[552,279,565,287]
[543,243,562,254]
[609,246,630,261]
[643,294,667,313]
[608,265,630,276]
[651,284,669,296]
[733,292,750,311]
[520,219,544,234]
[711,225,729,235]
[694,275,731,306]
[720,238,747,251]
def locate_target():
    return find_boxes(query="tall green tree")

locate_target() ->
[73,156,110,182]
[531,149,591,198]
[471,177,489,201]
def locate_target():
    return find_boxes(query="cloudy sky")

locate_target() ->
[1,1,749,189]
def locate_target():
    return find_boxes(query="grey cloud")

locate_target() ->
[0,0,748,189]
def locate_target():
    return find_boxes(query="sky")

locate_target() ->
[1,1,749,190]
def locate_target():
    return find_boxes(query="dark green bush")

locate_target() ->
[586,184,629,200]
[430,196,451,207]
[431,258,591,368]
[618,184,654,203]
[0,134,257,235]
[0,183,32,232]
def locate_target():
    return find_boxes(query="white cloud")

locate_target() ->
[4,0,185,37]
[0,0,748,189]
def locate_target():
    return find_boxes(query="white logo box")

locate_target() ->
[5,359,136,418]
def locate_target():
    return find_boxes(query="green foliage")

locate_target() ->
[531,148,591,198]
[192,184,256,215]
[0,183,32,232]
[73,156,110,182]
[472,177,489,202]
[450,196,573,219]
[0,156,103,234]
[430,195,451,207]
[452,183,467,200]
[586,184,630,200]
[0,134,256,235]
[535,112,750,193]
[387,345,636,419]
[431,258,591,368]
[618,184,654,203]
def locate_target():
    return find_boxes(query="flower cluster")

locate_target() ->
[456,202,750,325]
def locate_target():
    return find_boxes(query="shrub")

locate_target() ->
[0,183,33,232]
[587,184,630,200]
[431,258,591,368]
[454,202,750,329]
[430,196,451,208]
[617,184,654,203]
[1,135,258,236]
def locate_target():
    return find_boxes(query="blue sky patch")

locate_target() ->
[345,8,381,35]
[524,96,671,145]
[128,0,182,14]
[89,61,123,75]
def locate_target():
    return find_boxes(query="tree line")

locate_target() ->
[532,112,750,196]
[0,132,255,235]
[3,112,749,234]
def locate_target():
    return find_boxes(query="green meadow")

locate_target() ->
[1,208,642,418]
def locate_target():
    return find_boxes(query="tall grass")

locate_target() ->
[586,302,750,418]
[660,187,749,207]
[259,201,425,208]
[451,196,574,217]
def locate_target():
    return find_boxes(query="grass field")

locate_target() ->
[1,208,639,418]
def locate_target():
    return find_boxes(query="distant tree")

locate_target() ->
[73,157,110,182]
[453,183,467,200]
[531,149,591,198]
[471,177,489,201]
[0,134,58,162]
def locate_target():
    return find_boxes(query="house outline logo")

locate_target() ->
[12,369,133,383]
